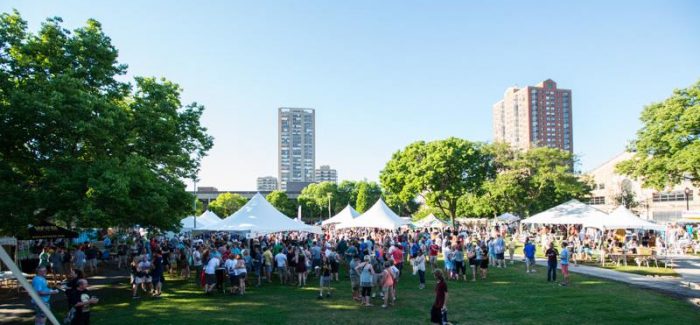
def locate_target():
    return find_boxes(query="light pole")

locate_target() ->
[684,187,691,211]
[327,193,332,219]
[193,178,198,229]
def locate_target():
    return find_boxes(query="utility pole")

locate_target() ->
[327,193,332,219]
[193,178,198,229]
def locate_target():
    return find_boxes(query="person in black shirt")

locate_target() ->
[545,243,559,282]
[67,279,98,325]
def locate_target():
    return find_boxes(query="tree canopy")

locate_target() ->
[266,190,295,218]
[380,137,495,226]
[0,12,213,234]
[617,80,700,190]
[207,193,247,218]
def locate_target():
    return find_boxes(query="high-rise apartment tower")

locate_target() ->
[278,108,315,191]
[492,79,572,152]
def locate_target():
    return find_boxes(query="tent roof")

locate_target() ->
[203,193,321,234]
[521,199,608,225]
[180,215,215,231]
[335,199,410,230]
[414,214,448,228]
[322,205,360,226]
[583,206,665,231]
[198,210,222,224]
[496,213,521,223]
[19,222,78,240]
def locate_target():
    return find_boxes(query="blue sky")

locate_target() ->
[4,1,700,190]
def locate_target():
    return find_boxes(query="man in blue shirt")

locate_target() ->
[32,266,58,325]
[523,238,536,273]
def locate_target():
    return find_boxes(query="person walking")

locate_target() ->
[430,269,448,325]
[413,250,426,289]
[545,242,559,283]
[67,279,99,325]
[524,238,536,273]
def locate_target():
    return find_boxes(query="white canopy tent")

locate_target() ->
[496,213,521,223]
[179,211,221,232]
[203,193,322,235]
[521,199,608,225]
[335,199,410,230]
[322,205,360,227]
[583,206,665,231]
[414,214,448,228]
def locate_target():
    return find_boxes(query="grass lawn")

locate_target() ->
[68,260,700,325]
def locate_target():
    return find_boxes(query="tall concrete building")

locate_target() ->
[315,165,337,183]
[493,79,572,152]
[256,176,278,192]
[278,107,315,191]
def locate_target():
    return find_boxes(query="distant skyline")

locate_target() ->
[4,1,700,190]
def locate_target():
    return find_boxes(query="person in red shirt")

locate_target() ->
[431,269,448,324]
[429,243,440,270]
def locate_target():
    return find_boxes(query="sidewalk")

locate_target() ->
[523,254,700,301]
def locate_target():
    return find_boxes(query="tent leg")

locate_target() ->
[0,245,60,325]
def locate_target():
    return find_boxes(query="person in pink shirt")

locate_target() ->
[381,261,395,308]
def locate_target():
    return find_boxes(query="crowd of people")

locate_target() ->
[22,220,699,325]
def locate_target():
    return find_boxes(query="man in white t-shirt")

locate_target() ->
[274,252,288,284]
[224,256,238,294]
[204,255,220,294]
[192,247,203,286]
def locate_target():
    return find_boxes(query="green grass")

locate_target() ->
[64,261,700,325]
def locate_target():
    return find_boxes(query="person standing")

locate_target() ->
[413,250,426,289]
[31,266,59,325]
[545,242,559,283]
[381,261,395,308]
[204,254,220,294]
[192,246,203,285]
[356,255,375,307]
[494,234,506,268]
[274,250,288,285]
[524,238,536,273]
[508,237,516,264]
[318,255,332,299]
[349,255,361,301]
[428,241,439,270]
[151,250,164,297]
[67,279,99,325]
[560,242,570,286]
[430,269,448,325]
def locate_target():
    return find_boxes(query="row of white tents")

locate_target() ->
[181,196,664,235]
[180,194,322,235]
[521,199,664,231]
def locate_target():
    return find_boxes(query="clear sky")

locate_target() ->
[4,1,700,191]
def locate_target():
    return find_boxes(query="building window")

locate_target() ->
[652,191,692,202]
[589,196,606,205]
[597,183,605,190]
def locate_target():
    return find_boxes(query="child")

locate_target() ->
[381,261,395,308]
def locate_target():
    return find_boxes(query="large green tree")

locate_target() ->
[266,190,295,218]
[617,80,700,190]
[0,12,213,234]
[298,182,339,220]
[208,193,247,218]
[354,181,382,213]
[460,146,592,218]
[380,137,495,226]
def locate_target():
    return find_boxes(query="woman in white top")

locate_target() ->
[234,255,247,295]
[413,250,426,289]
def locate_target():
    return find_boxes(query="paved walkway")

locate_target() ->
[524,254,700,302]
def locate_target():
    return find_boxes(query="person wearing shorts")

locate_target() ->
[357,255,374,307]
[479,243,489,279]
[349,256,361,301]
[318,256,332,299]
[204,255,220,294]
[560,242,570,286]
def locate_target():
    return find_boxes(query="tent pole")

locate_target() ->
[0,245,60,325]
